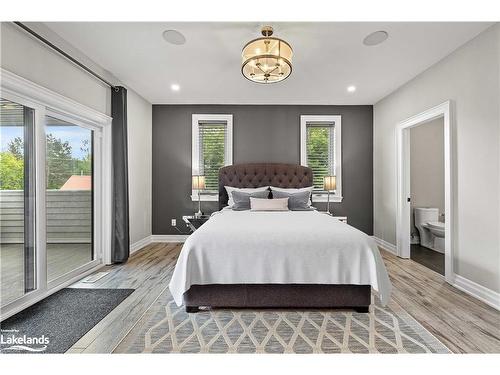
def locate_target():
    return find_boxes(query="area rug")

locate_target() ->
[114,288,450,353]
[1,288,134,354]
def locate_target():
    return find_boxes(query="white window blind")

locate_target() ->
[306,122,336,190]
[198,121,228,192]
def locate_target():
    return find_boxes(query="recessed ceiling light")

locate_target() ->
[171,84,180,91]
[363,31,389,46]
[347,85,356,93]
[162,30,186,45]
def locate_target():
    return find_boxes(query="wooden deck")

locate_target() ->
[0,243,92,305]
[66,242,500,354]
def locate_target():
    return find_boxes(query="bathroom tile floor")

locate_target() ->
[410,244,444,275]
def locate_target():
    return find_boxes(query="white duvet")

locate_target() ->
[169,209,392,306]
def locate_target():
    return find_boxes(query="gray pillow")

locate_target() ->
[271,190,315,211]
[231,190,270,210]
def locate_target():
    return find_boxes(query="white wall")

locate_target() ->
[374,24,500,292]
[1,22,153,250]
[127,90,152,244]
[410,117,445,215]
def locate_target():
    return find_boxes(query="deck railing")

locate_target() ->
[0,190,92,244]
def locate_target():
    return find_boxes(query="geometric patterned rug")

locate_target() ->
[114,288,450,354]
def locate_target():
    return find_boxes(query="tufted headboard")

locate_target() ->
[218,163,313,210]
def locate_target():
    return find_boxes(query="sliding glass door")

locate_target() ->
[45,116,94,283]
[0,98,36,306]
[1,85,105,317]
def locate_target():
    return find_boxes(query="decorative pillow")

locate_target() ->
[270,186,313,206]
[250,197,289,211]
[271,190,315,211]
[225,186,269,207]
[231,190,270,211]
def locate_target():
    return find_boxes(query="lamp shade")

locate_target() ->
[323,176,336,191]
[192,175,206,190]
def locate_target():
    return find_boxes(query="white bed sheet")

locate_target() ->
[169,209,392,306]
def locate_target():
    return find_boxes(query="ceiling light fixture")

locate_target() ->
[163,30,186,45]
[363,31,389,46]
[347,85,356,93]
[241,26,293,84]
[171,83,180,91]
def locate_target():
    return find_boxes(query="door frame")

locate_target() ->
[396,100,454,283]
[0,69,112,320]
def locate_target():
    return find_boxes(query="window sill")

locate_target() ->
[312,193,343,203]
[191,194,218,202]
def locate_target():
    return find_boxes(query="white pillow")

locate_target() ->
[250,197,289,211]
[270,186,313,206]
[225,186,269,207]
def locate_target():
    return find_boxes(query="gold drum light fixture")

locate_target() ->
[242,26,293,84]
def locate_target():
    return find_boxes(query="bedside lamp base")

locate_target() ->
[326,190,333,216]
[195,191,203,218]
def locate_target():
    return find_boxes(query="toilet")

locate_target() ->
[414,207,445,253]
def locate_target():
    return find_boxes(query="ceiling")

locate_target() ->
[44,22,492,105]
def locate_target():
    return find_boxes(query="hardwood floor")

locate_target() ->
[68,242,180,353]
[383,250,499,353]
[68,242,500,354]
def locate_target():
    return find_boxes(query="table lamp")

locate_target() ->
[192,175,206,218]
[323,176,336,214]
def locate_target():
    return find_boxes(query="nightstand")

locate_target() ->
[182,215,210,232]
[321,212,348,224]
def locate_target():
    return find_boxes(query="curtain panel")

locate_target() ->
[111,86,130,263]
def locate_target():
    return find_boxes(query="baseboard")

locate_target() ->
[151,235,189,243]
[452,274,500,311]
[372,236,397,255]
[130,235,153,254]
[129,234,189,255]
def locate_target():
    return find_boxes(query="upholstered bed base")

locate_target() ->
[184,284,371,313]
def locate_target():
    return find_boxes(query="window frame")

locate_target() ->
[191,114,233,201]
[300,115,343,202]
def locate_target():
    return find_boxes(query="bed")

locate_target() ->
[169,163,391,313]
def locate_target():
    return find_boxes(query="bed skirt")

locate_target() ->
[183,284,371,313]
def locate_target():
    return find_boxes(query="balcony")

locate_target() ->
[0,190,92,305]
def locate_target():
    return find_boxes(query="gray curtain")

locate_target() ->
[111,86,130,263]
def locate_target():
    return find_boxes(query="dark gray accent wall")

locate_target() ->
[152,105,373,235]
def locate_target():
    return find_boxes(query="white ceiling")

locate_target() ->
[44,22,492,105]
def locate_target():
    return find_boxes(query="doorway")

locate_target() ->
[396,101,454,283]
[409,117,445,275]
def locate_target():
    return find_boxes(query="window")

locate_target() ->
[192,114,233,201]
[300,115,342,202]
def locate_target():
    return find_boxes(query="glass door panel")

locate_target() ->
[45,116,93,282]
[0,98,36,306]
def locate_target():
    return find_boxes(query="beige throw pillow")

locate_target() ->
[250,197,289,211]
